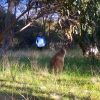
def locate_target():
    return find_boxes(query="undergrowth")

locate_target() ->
[0,49,100,100]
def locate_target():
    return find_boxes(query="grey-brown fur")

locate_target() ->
[50,45,68,74]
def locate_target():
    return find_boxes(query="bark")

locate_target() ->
[1,0,15,70]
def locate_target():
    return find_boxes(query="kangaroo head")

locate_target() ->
[62,42,70,50]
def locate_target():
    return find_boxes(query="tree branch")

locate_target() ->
[14,22,33,34]
[0,1,36,43]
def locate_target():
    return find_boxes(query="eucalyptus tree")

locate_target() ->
[40,0,100,70]
[0,0,22,56]
[73,0,100,57]
[40,0,100,58]
[0,0,100,59]
[0,0,36,56]
[0,0,22,70]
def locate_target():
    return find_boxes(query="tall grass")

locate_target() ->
[0,49,100,100]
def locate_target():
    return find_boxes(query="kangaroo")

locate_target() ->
[50,44,69,74]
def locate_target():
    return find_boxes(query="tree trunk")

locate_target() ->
[0,0,15,70]
[43,16,46,35]
[1,0,15,55]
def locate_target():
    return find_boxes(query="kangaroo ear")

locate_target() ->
[63,42,68,45]
[64,42,69,46]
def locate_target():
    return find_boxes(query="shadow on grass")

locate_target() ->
[0,89,92,100]
[38,56,100,76]
[0,91,94,100]
[1,52,100,76]
[0,92,51,100]
[0,79,51,100]
[67,92,91,100]
[18,57,31,67]
[64,57,100,76]
[0,79,93,100]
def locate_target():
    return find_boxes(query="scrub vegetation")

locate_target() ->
[0,49,100,100]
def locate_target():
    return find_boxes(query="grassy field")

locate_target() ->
[0,49,100,100]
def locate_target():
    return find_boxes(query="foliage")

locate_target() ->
[15,0,100,51]
[0,0,100,56]
[12,19,61,50]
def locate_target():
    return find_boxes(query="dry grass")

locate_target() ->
[0,49,100,100]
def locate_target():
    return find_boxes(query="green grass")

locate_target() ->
[0,49,100,100]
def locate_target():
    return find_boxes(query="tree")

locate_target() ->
[0,0,37,70]
[43,0,100,58]
[0,5,6,35]
[0,0,22,55]
[0,0,37,54]
[0,0,100,59]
